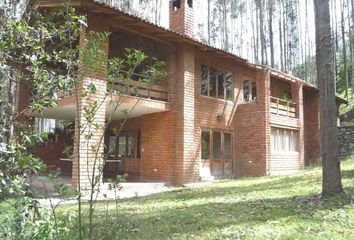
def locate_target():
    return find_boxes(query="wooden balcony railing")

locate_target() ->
[270,96,297,118]
[58,81,169,102]
[109,81,168,102]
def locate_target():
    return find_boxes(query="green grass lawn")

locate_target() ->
[66,157,354,240]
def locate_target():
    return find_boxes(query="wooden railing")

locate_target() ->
[109,81,169,102]
[270,96,297,118]
[58,81,169,102]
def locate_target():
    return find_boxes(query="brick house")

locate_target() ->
[19,0,336,189]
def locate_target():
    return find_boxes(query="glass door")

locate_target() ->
[201,130,233,177]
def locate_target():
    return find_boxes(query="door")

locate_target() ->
[201,130,233,178]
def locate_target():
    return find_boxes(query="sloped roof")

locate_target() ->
[33,0,323,91]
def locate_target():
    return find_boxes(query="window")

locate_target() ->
[252,82,257,101]
[201,65,233,101]
[34,118,63,133]
[201,130,233,160]
[271,128,299,152]
[243,80,249,102]
[243,80,257,102]
[108,136,116,157]
[172,0,180,11]
[108,131,140,159]
[224,133,232,160]
[118,135,126,157]
[201,131,210,159]
[213,132,222,160]
[127,132,134,158]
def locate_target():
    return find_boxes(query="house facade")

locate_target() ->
[20,0,325,189]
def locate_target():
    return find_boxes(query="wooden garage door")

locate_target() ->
[270,128,300,175]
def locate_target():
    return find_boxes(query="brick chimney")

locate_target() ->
[169,0,194,38]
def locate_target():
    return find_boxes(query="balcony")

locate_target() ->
[109,81,169,102]
[38,81,170,121]
[270,97,297,118]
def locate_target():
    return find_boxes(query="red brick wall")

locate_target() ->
[32,134,73,175]
[169,0,194,38]
[16,83,34,125]
[234,69,271,177]
[270,77,292,99]
[110,112,175,184]
[303,88,320,165]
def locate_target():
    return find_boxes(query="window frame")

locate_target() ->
[271,128,299,153]
[107,130,141,159]
[201,129,233,161]
[201,65,234,102]
[243,80,257,103]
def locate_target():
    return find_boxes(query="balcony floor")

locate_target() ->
[36,95,170,121]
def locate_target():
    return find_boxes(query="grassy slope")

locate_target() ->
[69,158,354,239]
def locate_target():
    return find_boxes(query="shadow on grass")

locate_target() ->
[89,189,354,239]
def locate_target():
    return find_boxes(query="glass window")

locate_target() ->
[127,133,135,158]
[209,68,217,98]
[217,73,225,99]
[213,132,221,160]
[201,131,210,159]
[243,80,249,102]
[224,133,232,160]
[118,135,126,157]
[271,128,299,152]
[137,130,141,158]
[108,136,116,157]
[201,65,233,101]
[225,73,233,101]
[252,82,257,101]
[201,65,208,96]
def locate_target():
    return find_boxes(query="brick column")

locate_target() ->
[174,44,196,185]
[72,27,109,190]
[258,69,271,175]
[15,81,34,126]
[292,82,305,169]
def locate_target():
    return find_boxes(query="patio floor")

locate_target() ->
[30,174,172,205]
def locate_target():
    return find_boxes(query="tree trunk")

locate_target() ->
[314,0,343,196]
[208,0,211,45]
[341,0,350,103]
[351,0,354,94]
[279,0,284,70]
[268,0,275,67]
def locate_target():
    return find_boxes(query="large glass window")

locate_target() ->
[118,135,126,157]
[225,73,233,101]
[224,133,232,159]
[271,128,299,152]
[201,65,233,101]
[201,131,210,160]
[243,80,249,102]
[201,65,208,96]
[209,68,217,98]
[252,82,257,101]
[243,80,257,102]
[108,136,116,157]
[213,132,222,160]
[127,133,135,158]
[202,131,232,160]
